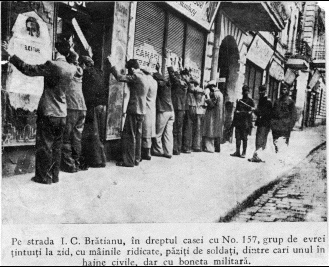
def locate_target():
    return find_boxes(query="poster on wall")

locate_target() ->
[134,43,162,73]
[3,11,52,147]
[106,1,130,140]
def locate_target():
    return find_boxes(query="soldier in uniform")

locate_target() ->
[230,85,255,158]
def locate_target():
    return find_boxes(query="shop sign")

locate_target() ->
[6,12,52,102]
[247,35,274,69]
[134,43,162,73]
[308,70,321,89]
[269,59,284,81]
[166,2,220,31]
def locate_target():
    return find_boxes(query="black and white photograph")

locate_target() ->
[0,1,327,266]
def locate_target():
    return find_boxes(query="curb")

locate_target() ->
[218,141,326,223]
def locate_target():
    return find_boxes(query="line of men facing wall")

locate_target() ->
[2,38,297,184]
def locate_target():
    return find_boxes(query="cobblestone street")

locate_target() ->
[228,144,327,223]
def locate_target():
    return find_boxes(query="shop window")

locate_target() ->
[268,76,279,102]
[56,2,113,70]
[245,60,263,101]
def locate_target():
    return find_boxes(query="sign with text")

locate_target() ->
[134,43,162,73]
[106,1,130,140]
[166,2,220,31]
[184,58,202,84]
[7,12,52,101]
[247,35,274,70]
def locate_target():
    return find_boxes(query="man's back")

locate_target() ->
[127,70,148,115]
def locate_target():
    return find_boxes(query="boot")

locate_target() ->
[142,148,151,160]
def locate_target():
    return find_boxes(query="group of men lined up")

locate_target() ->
[2,38,297,185]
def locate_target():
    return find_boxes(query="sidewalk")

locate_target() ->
[1,126,326,224]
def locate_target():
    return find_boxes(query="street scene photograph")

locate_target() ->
[1,1,327,224]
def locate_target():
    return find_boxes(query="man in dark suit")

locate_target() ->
[107,58,148,167]
[168,59,189,155]
[2,40,79,184]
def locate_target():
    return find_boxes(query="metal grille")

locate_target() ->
[185,24,205,70]
[134,2,165,56]
[167,13,185,58]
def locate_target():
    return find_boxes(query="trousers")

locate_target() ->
[152,111,175,157]
[122,113,144,167]
[35,115,66,183]
[61,109,86,171]
[173,110,185,154]
[182,108,196,152]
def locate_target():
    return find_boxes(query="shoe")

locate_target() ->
[163,155,172,159]
[77,166,89,171]
[173,151,180,155]
[230,152,241,157]
[192,149,202,152]
[90,163,106,168]
[142,155,151,160]
[116,162,134,167]
[52,178,59,183]
[182,150,191,154]
[248,157,264,163]
[241,153,246,158]
[61,166,78,173]
[31,177,52,185]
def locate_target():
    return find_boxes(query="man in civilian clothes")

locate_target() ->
[248,85,272,163]
[79,56,108,169]
[168,58,188,155]
[2,40,79,184]
[271,83,297,154]
[61,51,87,172]
[152,63,175,158]
[108,58,148,167]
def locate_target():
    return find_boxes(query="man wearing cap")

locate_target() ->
[271,84,297,153]
[107,58,148,167]
[202,80,223,153]
[61,50,87,172]
[168,58,188,155]
[231,85,255,158]
[182,76,198,153]
[79,55,108,169]
[192,83,206,152]
[152,63,174,158]
[141,64,158,160]
[2,40,79,184]
[248,85,272,163]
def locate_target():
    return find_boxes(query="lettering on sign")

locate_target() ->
[134,43,162,72]
[185,59,201,84]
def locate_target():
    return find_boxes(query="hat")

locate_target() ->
[180,68,189,76]
[206,80,216,88]
[126,59,140,70]
[189,78,199,86]
[242,85,250,92]
[259,85,267,92]
[80,56,94,66]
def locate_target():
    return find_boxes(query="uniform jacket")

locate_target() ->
[66,65,87,111]
[82,67,108,109]
[168,66,188,111]
[271,96,297,133]
[232,97,255,130]
[154,72,173,112]
[185,81,197,110]
[10,55,78,117]
[142,72,158,138]
[110,67,148,115]
[255,96,272,127]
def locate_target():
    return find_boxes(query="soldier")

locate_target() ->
[230,85,255,158]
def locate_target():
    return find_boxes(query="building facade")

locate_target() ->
[1,2,325,176]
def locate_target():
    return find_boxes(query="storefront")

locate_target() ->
[1,1,130,176]
[267,58,284,102]
[131,2,219,84]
